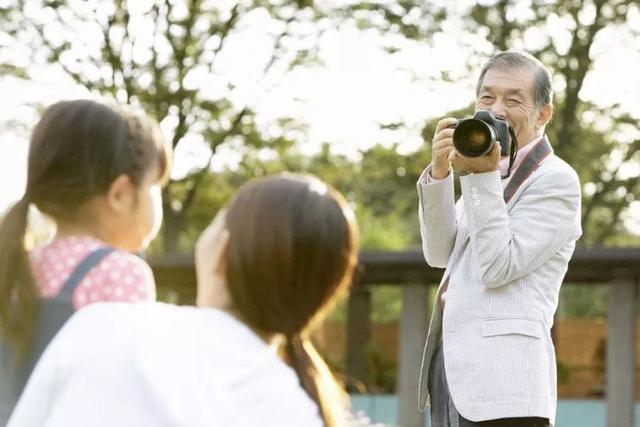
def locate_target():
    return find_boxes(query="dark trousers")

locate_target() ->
[427,343,550,427]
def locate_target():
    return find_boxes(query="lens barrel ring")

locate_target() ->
[452,118,497,157]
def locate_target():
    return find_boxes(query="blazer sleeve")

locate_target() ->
[460,165,582,288]
[417,165,457,268]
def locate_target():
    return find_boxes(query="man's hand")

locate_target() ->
[450,141,501,175]
[430,118,458,179]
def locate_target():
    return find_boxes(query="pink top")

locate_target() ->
[30,236,156,309]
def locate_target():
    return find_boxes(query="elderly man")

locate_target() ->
[417,50,582,427]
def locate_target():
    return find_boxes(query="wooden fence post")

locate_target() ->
[347,286,372,392]
[398,284,429,427]
[606,275,637,427]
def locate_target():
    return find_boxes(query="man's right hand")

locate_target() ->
[430,117,458,179]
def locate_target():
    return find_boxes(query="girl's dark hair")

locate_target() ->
[224,174,359,427]
[0,99,170,359]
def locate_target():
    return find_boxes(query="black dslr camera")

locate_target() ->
[448,111,516,157]
[447,110,518,178]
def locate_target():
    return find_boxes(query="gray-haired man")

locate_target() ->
[417,50,582,426]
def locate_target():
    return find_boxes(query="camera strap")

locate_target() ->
[501,128,519,180]
[503,135,553,204]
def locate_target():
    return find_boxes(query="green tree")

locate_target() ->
[1,0,327,253]
[463,0,640,246]
[346,0,640,246]
[3,0,638,251]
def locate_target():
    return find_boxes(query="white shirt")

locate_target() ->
[8,303,323,427]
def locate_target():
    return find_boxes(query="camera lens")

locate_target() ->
[467,129,486,147]
[453,118,496,157]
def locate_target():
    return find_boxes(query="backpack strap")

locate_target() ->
[56,247,115,301]
[503,135,553,204]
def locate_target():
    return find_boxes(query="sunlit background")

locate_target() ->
[1,1,639,426]
[1,0,639,236]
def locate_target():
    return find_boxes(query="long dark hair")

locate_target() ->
[224,174,359,427]
[0,99,170,359]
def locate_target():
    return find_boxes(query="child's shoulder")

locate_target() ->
[31,236,155,305]
[32,235,150,274]
[82,245,156,304]
[95,246,154,280]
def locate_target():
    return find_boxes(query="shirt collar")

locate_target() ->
[499,135,544,176]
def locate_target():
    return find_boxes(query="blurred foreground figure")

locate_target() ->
[9,174,359,427]
[0,99,171,424]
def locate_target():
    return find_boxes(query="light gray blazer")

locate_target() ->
[416,153,582,423]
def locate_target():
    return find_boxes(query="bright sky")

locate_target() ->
[0,2,639,232]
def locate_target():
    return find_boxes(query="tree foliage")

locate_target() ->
[465,0,640,246]
[2,0,327,253]
[1,0,638,252]
[358,0,640,246]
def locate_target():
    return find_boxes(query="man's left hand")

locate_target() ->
[448,141,501,174]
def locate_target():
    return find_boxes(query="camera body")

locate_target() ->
[449,111,514,158]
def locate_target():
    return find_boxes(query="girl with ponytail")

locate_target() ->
[0,99,171,423]
[9,174,359,427]
[221,174,359,427]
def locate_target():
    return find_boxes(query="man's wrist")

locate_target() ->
[472,166,499,174]
[458,167,500,176]
[430,168,450,180]
[455,169,474,177]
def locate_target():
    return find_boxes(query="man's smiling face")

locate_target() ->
[476,66,550,150]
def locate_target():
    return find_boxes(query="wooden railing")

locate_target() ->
[149,247,640,427]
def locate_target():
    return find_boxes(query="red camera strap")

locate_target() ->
[503,135,553,204]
